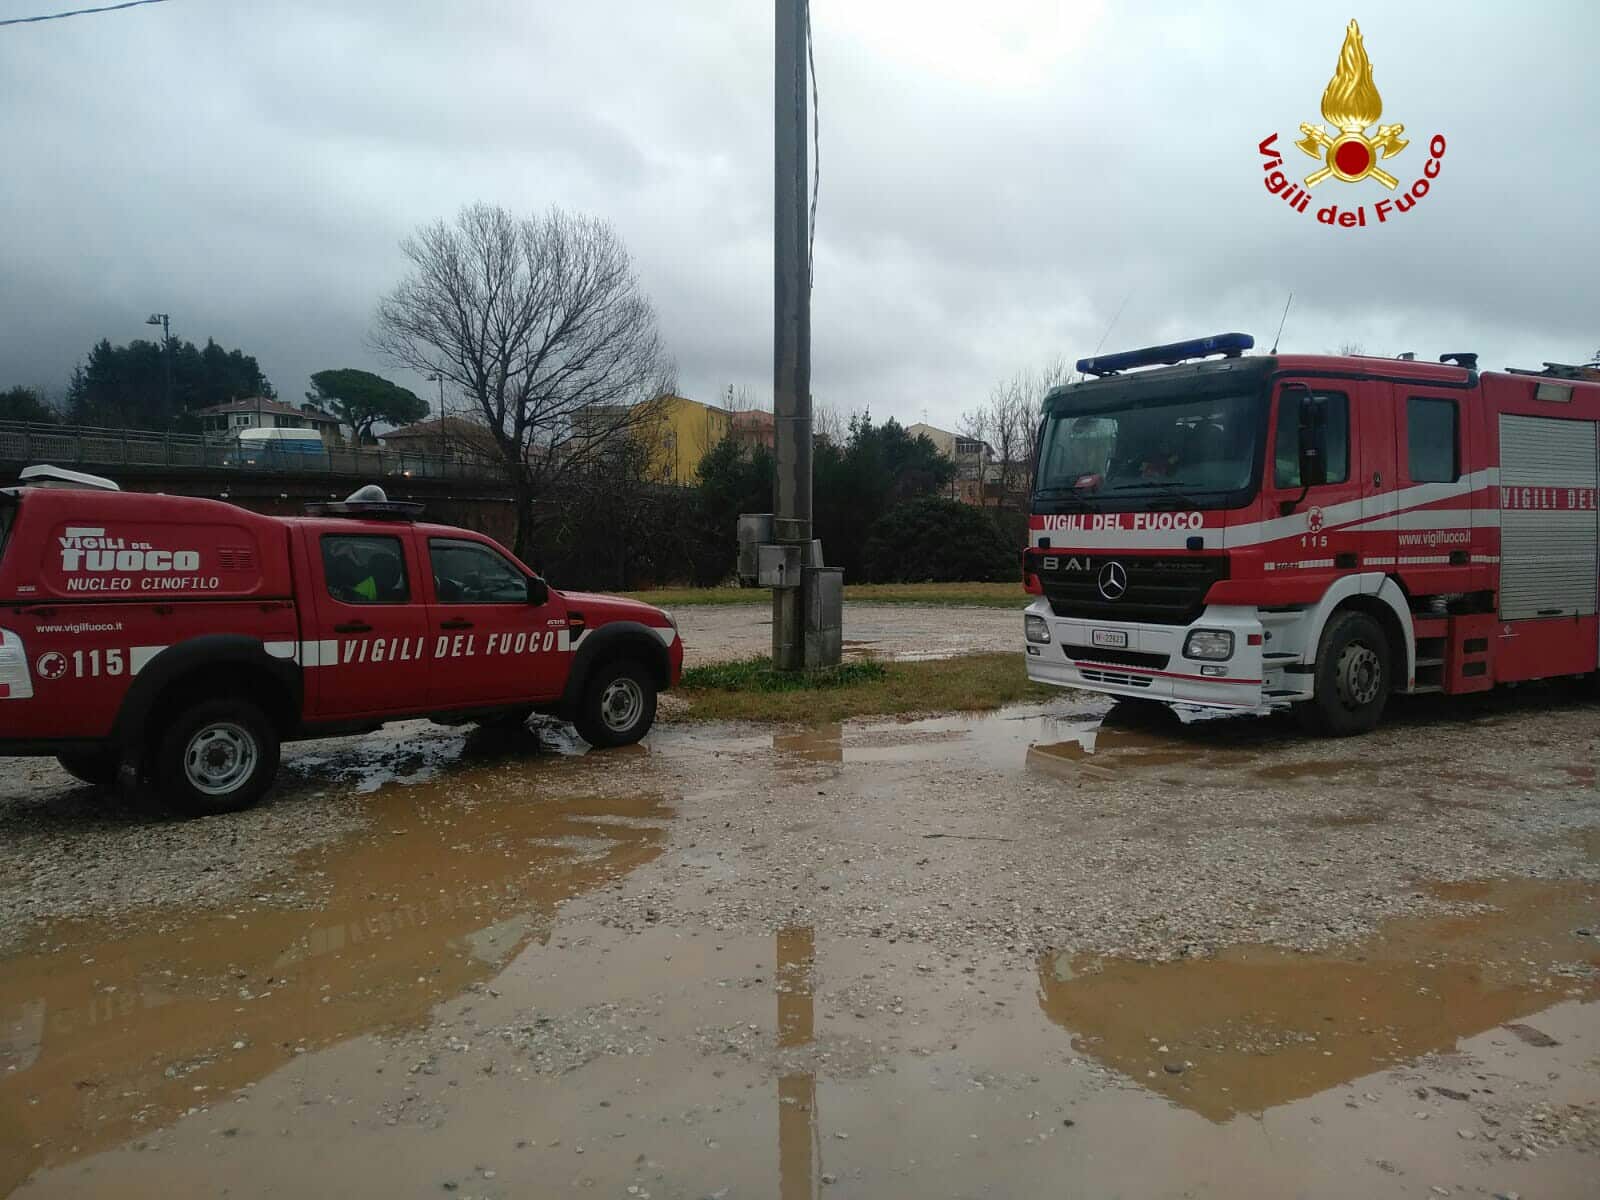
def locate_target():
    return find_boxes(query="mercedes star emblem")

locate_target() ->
[1097,561,1129,601]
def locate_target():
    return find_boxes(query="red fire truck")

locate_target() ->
[1022,333,1600,734]
[0,476,682,814]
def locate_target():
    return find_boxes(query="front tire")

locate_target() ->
[155,698,280,817]
[56,750,120,788]
[573,660,657,748]
[1296,610,1390,737]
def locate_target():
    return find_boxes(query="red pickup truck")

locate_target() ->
[0,477,682,816]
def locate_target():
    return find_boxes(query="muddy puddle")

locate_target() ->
[756,701,1320,782]
[1040,878,1600,1122]
[18,894,1599,1200]
[5,696,1599,1197]
[0,775,672,1195]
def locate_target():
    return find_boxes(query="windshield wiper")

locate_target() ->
[1107,480,1206,508]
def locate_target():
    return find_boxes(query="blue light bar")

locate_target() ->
[1076,332,1255,377]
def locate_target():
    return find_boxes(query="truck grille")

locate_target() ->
[1078,668,1153,688]
[1059,644,1170,670]
[1041,555,1228,626]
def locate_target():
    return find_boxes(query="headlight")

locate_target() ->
[1024,614,1052,644]
[1183,629,1234,660]
[662,609,679,634]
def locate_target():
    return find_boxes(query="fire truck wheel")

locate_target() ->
[574,659,657,748]
[1296,610,1390,737]
[55,750,121,788]
[156,698,281,817]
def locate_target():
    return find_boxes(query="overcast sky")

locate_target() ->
[2,1,1596,430]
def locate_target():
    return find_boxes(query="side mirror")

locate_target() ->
[1296,395,1328,487]
[527,577,549,606]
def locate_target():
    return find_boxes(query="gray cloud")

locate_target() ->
[2,0,1594,429]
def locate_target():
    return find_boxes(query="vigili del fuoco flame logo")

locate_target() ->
[1257,19,1446,229]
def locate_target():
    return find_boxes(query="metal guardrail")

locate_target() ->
[0,420,507,483]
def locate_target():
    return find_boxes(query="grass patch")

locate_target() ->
[621,580,1024,608]
[682,657,887,692]
[673,651,1053,723]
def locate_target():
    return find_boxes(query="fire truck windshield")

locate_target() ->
[1034,388,1263,509]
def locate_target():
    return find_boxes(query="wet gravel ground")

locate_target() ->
[581,696,1600,963]
[0,722,476,944]
[3,669,1599,1197]
[1,674,1597,963]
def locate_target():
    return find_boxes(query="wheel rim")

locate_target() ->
[183,722,258,796]
[1335,642,1383,708]
[600,677,644,733]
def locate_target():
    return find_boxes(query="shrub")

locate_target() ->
[860,499,1020,583]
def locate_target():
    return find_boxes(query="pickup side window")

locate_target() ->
[1407,397,1459,483]
[321,534,411,604]
[430,538,530,604]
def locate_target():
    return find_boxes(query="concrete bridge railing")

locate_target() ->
[0,420,508,484]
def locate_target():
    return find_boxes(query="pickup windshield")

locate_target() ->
[1034,388,1264,508]
[0,496,14,565]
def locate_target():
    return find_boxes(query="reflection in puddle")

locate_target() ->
[776,927,819,1200]
[775,725,844,764]
[761,700,1296,781]
[1038,879,1600,1122]
[0,778,671,1194]
[1025,722,1255,779]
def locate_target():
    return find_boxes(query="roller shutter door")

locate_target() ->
[1498,414,1598,619]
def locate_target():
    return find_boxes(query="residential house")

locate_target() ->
[731,409,775,451]
[379,416,501,462]
[906,421,994,505]
[572,394,733,485]
[199,398,343,445]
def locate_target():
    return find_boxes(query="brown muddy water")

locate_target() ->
[4,695,1599,1198]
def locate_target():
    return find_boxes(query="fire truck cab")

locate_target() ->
[0,477,682,814]
[1023,333,1600,734]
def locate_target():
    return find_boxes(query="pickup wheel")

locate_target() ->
[573,659,657,748]
[56,750,120,788]
[1296,610,1390,737]
[156,698,281,817]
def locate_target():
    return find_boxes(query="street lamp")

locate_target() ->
[145,312,173,424]
[426,372,448,459]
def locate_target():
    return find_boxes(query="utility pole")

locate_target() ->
[772,0,814,669]
[742,0,838,668]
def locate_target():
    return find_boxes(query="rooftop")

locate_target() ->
[198,397,340,423]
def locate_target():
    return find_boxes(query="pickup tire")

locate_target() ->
[1295,610,1390,737]
[56,750,120,788]
[573,659,657,748]
[155,698,281,817]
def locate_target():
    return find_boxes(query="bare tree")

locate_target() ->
[813,400,845,446]
[1335,341,1365,356]
[373,203,671,558]
[721,384,761,413]
[963,356,1071,508]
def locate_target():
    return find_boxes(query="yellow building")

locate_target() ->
[644,394,733,485]
[570,394,733,484]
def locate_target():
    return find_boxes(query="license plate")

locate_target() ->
[1092,629,1128,649]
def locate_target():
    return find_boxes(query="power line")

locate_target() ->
[1,0,169,28]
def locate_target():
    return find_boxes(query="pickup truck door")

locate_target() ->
[302,527,432,719]
[422,535,567,709]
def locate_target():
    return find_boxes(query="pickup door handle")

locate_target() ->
[333,621,372,634]
[439,618,474,631]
